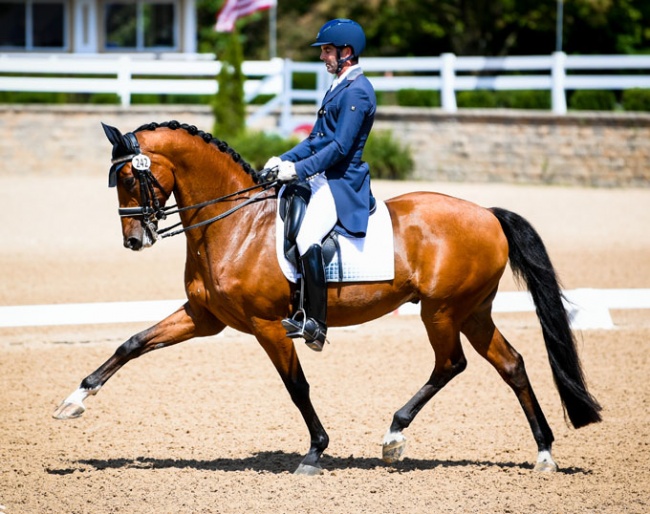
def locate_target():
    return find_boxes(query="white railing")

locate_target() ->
[1,288,649,329]
[2,52,650,134]
[0,53,284,105]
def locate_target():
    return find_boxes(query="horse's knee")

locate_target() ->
[115,333,147,359]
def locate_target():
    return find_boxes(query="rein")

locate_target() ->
[157,181,278,239]
[111,136,279,240]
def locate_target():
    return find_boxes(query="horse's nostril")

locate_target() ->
[124,237,142,250]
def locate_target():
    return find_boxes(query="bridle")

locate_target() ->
[109,132,279,240]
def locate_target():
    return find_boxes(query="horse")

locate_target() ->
[53,120,602,475]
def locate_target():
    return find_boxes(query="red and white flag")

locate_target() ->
[215,0,276,32]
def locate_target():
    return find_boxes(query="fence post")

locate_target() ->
[551,51,567,115]
[441,53,457,113]
[117,56,132,107]
[279,58,293,135]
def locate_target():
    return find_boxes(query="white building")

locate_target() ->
[0,0,197,53]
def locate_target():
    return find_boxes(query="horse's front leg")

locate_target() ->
[253,320,329,476]
[53,303,225,420]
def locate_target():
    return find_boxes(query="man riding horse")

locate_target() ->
[264,19,377,352]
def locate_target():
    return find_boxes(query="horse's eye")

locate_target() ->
[123,175,137,191]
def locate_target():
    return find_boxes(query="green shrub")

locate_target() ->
[89,93,121,104]
[164,94,212,105]
[374,90,392,106]
[225,129,413,180]
[364,130,414,180]
[569,90,616,111]
[292,72,317,90]
[132,94,160,105]
[0,91,67,103]
[622,88,650,112]
[227,130,299,170]
[456,90,499,108]
[396,88,439,107]
[249,93,274,105]
[447,89,550,110]
[500,90,551,109]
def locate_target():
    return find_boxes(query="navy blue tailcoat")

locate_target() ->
[281,67,376,237]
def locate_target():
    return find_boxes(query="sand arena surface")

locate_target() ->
[1,169,649,513]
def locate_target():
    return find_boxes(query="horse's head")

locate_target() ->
[101,122,173,251]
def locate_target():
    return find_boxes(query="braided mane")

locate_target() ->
[134,120,262,183]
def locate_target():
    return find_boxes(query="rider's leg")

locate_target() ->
[283,244,328,350]
[283,174,336,351]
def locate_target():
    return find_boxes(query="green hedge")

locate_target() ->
[364,130,414,180]
[396,88,440,107]
[569,90,617,111]
[622,88,650,111]
[457,90,551,109]
[228,129,413,180]
[227,130,298,170]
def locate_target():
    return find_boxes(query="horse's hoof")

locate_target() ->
[382,438,407,464]
[52,401,85,420]
[294,463,323,476]
[533,450,558,472]
[533,460,558,472]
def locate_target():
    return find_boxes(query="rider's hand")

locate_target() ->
[263,156,282,170]
[277,161,298,182]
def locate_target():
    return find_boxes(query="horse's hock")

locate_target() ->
[1,104,649,187]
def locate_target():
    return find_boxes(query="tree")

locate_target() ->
[213,30,246,139]
[198,0,650,59]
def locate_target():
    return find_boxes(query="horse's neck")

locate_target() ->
[174,150,254,208]
[173,151,274,251]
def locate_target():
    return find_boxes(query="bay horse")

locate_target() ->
[53,120,601,475]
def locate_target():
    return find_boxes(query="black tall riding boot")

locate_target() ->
[282,244,328,351]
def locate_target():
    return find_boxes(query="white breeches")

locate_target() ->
[296,173,337,256]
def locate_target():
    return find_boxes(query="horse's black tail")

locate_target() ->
[490,207,602,428]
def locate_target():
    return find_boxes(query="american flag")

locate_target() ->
[215,0,277,32]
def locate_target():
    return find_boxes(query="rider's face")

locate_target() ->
[319,45,354,75]
[319,44,339,75]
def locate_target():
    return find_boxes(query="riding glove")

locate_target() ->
[263,156,282,170]
[277,161,297,182]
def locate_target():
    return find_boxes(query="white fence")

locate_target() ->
[2,52,650,134]
[1,289,648,330]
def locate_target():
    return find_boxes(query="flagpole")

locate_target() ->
[269,4,277,59]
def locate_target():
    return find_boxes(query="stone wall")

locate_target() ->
[2,104,649,186]
[375,107,650,187]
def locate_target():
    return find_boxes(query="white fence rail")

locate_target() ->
[1,289,648,330]
[2,52,650,134]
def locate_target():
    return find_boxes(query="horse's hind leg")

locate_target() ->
[461,309,557,472]
[53,303,225,420]
[383,312,467,464]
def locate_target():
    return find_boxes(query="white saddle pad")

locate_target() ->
[276,196,395,283]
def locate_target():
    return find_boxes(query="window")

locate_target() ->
[104,1,176,51]
[0,0,66,49]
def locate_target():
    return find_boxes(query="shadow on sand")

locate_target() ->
[45,451,591,475]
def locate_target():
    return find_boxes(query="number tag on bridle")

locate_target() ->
[132,154,151,171]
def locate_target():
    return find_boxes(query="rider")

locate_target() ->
[265,19,377,352]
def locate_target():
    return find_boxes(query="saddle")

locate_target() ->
[279,182,377,277]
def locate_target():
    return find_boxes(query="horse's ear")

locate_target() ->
[101,122,124,146]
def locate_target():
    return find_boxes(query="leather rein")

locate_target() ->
[110,133,279,239]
